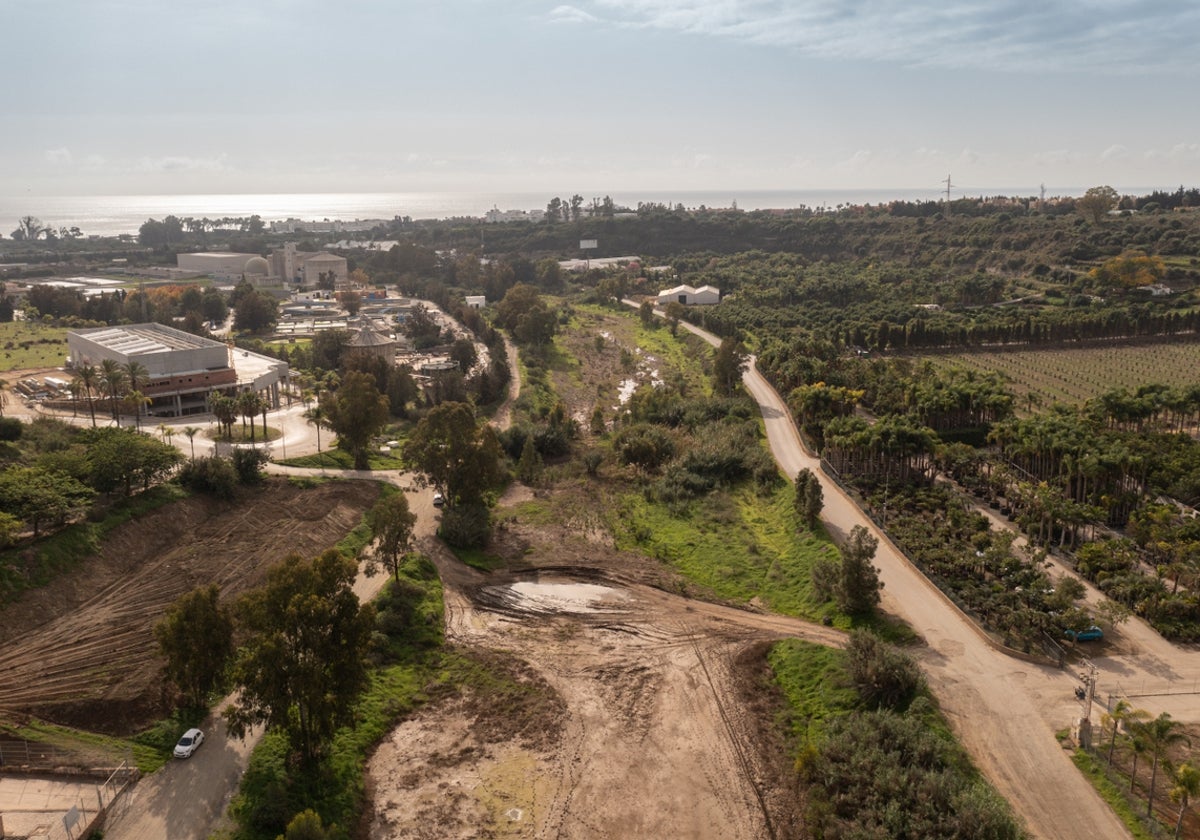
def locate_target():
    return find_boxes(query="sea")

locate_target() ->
[0,187,1106,239]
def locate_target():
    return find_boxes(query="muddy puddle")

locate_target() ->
[477,578,631,617]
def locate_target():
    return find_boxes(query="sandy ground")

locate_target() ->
[366,540,844,839]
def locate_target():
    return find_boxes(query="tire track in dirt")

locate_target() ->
[0,480,383,732]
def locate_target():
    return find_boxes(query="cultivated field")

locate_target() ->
[926,339,1200,408]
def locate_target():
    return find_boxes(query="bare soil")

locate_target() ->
[364,516,842,839]
[0,478,382,734]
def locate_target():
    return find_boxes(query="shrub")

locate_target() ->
[232,447,269,484]
[0,417,22,441]
[176,455,237,499]
[845,630,924,711]
[438,503,491,548]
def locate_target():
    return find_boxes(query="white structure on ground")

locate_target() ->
[465,295,486,309]
[178,244,348,290]
[67,323,288,417]
[656,284,720,306]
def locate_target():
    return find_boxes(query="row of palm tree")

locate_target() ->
[1102,702,1197,837]
[71,359,151,428]
[207,389,272,441]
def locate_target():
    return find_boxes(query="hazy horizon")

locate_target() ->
[5,2,1198,198]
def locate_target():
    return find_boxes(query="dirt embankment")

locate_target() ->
[0,478,382,734]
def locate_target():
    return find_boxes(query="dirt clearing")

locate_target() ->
[365,530,843,839]
[0,478,382,734]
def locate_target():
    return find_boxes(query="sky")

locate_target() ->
[4,0,1199,197]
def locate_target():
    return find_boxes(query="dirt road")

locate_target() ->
[366,544,844,839]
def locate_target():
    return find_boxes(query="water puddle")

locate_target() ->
[483,580,631,616]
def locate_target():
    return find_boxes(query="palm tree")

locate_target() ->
[124,390,150,430]
[66,379,83,417]
[1130,722,1150,794]
[1171,762,1200,839]
[99,359,127,424]
[183,426,200,461]
[123,360,150,427]
[1146,713,1191,818]
[74,364,99,427]
[163,425,176,450]
[304,403,326,457]
[1104,700,1148,766]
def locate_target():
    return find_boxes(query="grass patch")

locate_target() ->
[275,447,405,470]
[1070,749,1157,840]
[0,483,187,605]
[0,321,70,371]
[205,424,283,443]
[451,545,506,571]
[610,481,834,621]
[766,639,858,743]
[2,717,165,774]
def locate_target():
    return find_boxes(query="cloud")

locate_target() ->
[575,0,1200,74]
[135,154,230,174]
[1100,144,1129,162]
[44,147,72,165]
[546,4,600,24]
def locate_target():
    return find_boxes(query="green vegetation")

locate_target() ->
[0,483,185,604]
[928,341,1200,409]
[5,717,165,774]
[768,637,1023,838]
[0,321,69,371]
[1071,749,1156,840]
[612,482,832,617]
[227,552,443,839]
[275,447,405,470]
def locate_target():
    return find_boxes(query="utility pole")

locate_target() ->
[942,174,954,218]
[1039,183,1046,213]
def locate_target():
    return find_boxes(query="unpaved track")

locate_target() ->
[368,546,844,839]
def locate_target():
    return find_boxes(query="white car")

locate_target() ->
[173,728,204,759]
[432,491,445,507]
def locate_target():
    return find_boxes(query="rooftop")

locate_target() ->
[73,323,225,354]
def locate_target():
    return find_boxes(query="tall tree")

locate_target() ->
[1077,185,1119,224]
[154,584,233,708]
[364,492,417,581]
[837,525,883,615]
[1145,713,1191,818]
[323,371,390,470]
[225,550,375,765]
[402,401,505,506]
[99,359,127,423]
[73,364,99,427]
[712,337,747,396]
[122,360,149,425]
[794,468,824,530]
[1171,762,1200,840]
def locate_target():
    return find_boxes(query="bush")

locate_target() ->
[176,455,237,499]
[845,630,924,711]
[0,417,22,441]
[232,447,269,484]
[438,503,491,548]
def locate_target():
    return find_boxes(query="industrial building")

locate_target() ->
[66,323,288,417]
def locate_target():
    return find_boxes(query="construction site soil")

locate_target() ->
[0,479,382,735]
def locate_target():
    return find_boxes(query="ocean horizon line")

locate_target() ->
[0,185,1169,239]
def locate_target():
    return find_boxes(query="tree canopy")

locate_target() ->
[225,550,375,764]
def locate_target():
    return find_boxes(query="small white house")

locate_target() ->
[656,284,720,306]
[465,295,487,309]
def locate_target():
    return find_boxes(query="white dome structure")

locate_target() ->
[244,256,270,275]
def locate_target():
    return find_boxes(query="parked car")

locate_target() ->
[432,491,445,507]
[1064,625,1104,642]
[174,728,205,758]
